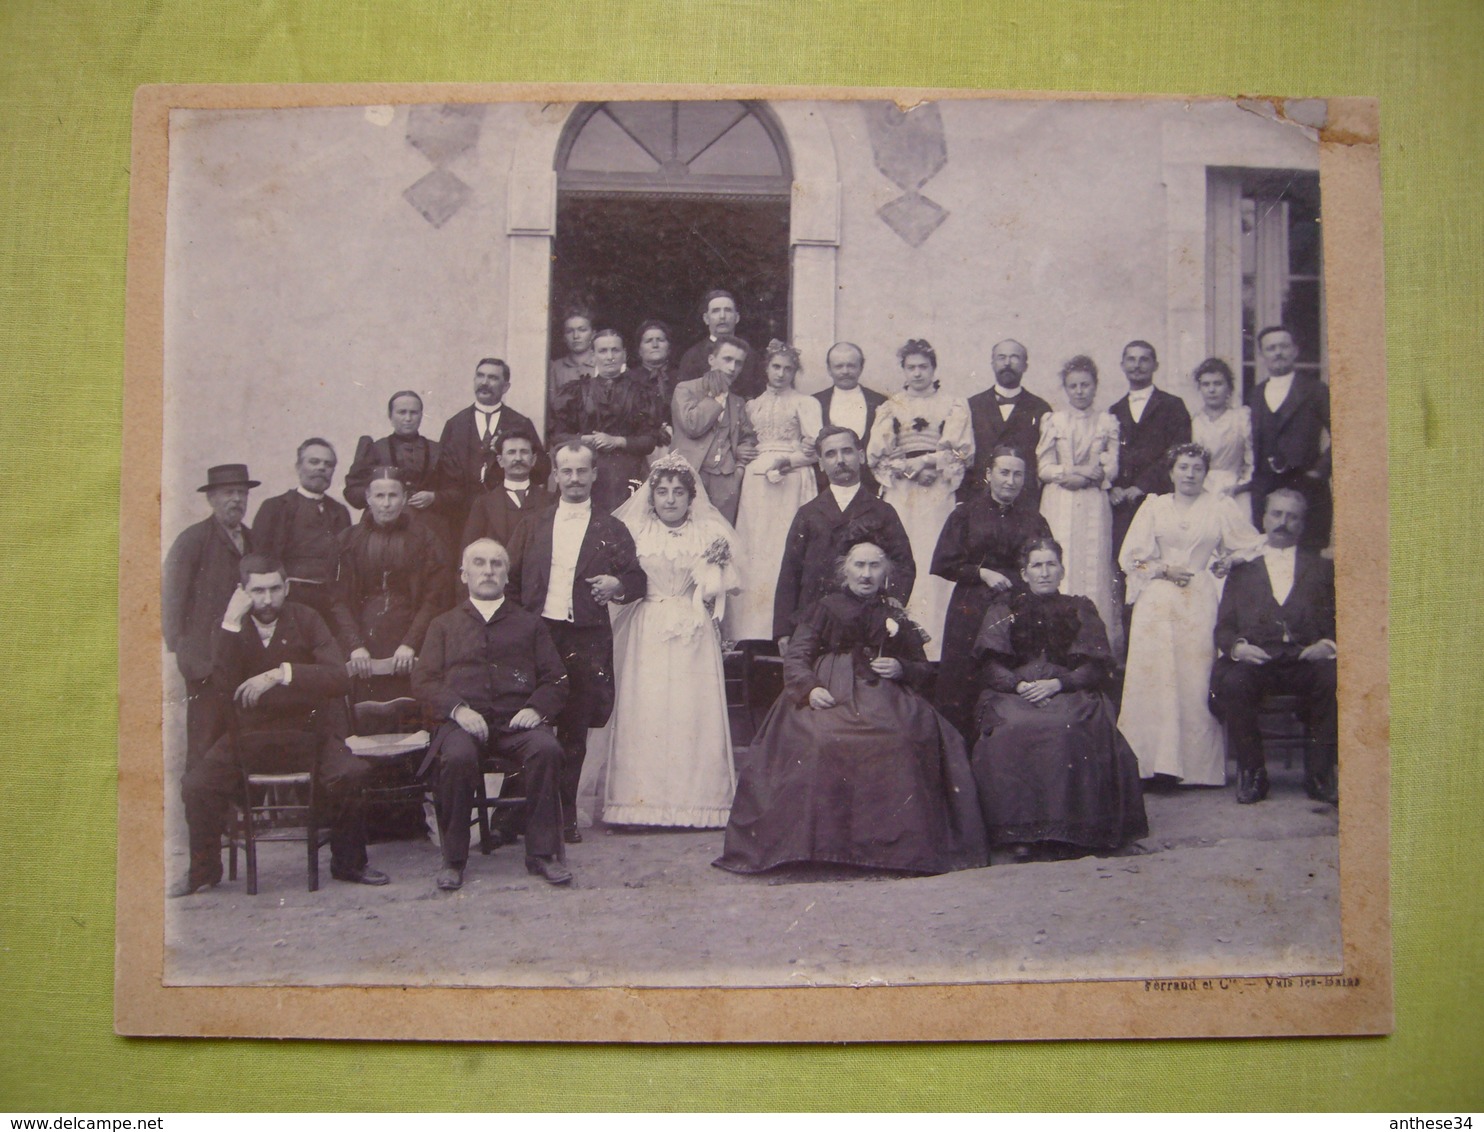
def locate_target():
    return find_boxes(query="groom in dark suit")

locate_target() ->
[1108,339,1191,647]
[1210,489,1338,805]
[964,339,1052,506]
[773,425,916,648]
[507,441,646,841]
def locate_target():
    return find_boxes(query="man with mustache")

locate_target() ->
[773,425,916,650]
[461,427,557,551]
[1210,488,1338,805]
[670,335,760,525]
[507,442,646,843]
[163,463,260,765]
[964,339,1051,506]
[675,289,767,401]
[1108,339,1191,649]
[1249,325,1332,550]
[435,357,547,534]
[251,438,351,627]
[813,342,886,494]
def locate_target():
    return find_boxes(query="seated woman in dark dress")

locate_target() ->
[715,537,989,877]
[971,536,1148,862]
[931,445,1051,744]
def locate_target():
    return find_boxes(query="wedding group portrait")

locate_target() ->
[140,91,1366,1011]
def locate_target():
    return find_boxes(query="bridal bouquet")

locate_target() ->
[703,537,732,568]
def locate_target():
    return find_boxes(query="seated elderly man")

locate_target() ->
[1210,488,1339,805]
[173,554,388,896]
[412,538,572,892]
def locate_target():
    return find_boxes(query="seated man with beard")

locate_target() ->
[174,554,388,896]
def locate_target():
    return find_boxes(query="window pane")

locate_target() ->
[1283,279,1323,364]
[605,103,676,164]
[688,112,785,177]
[1289,210,1322,278]
[566,110,662,174]
[676,101,750,164]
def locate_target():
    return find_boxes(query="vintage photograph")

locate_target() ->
[122,87,1387,1037]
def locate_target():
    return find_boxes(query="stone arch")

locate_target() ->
[502,100,841,430]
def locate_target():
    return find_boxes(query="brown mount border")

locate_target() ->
[117,83,1389,1042]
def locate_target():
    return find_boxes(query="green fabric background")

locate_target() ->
[1,0,1479,1112]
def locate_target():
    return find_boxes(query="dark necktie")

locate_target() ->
[995,391,1017,406]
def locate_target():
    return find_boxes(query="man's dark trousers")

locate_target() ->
[542,619,612,828]
[1210,657,1338,783]
[430,717,564,867]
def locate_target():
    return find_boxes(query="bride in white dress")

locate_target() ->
[602,452,742,827]
[1116,442,1265,785]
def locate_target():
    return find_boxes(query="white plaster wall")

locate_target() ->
[163,103,532,542]
[804,99,1160,410]
[161,98,1317,546]
[810,98,1315,419]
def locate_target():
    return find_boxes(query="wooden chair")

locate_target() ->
[344,660,433,839]
[724,645,785,750]
[232,730,332,894]
[722,647,752,745]
[1221,692,1310,781]
[1254,693,1310,771]
[472,754,527,855]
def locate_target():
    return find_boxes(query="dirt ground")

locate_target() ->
[164,758,1340,989]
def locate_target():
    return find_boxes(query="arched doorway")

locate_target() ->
[549,101,794,392]
[500,100,840,431]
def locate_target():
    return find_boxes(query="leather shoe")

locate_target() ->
[563,825,583,845]
[331,865,391,886]
[436,864,465,891]
[1236,767,1270,804]
[526,855,573,885]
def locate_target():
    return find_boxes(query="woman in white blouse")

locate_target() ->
[1116,443,1265,785]
[727,340,822,642]
[1036,355,1121,642]
[867,339,974,660]
[1189,357,1253,499]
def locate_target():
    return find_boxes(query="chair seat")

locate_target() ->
[347,730,431,759]
[246,771,313,787]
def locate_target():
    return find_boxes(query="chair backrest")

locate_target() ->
[351,696,424,735]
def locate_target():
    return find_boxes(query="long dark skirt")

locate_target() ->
[934,580,997,743]
[972,685,1148,849]
[715,653,989,876]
